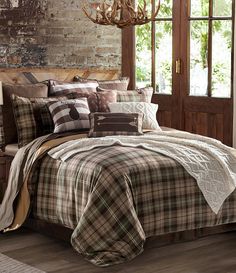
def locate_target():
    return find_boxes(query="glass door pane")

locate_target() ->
[212,20,232,98]
[155,21,173,94]
[136,23,152,88]
[189,20,209,96]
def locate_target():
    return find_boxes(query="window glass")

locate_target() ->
[212,20,232,97]
[191,0,209,17]
[136,23,152,88]
[155,21,172,94]
[190,21,209,96]
[213,0,232,17]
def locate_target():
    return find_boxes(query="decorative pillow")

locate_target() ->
[109,102,161,130]
[89,112,143,137]
[73,76,130,91]
[49,80,98,96]
[97,87,153,103]
[0,83,48,148]
[72,91,117,113]
[47,98,90,133]
[11,95,69,147]
[98,77,129,91]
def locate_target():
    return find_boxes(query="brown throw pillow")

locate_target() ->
[74,76,130,90]
[89,112,144,138]
[11,95,69,147]
[1,83,48,147]
[97,87,153,103]
[49,80,98,96]
[48,98,90,133]
[72,91,117,113]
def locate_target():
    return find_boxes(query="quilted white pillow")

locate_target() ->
[109,102,161,130]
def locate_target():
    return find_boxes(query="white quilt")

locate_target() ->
[48,131,236,214]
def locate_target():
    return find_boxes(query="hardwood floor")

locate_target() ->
[0,228,236,273]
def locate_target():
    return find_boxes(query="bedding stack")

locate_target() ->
[0,76,161,150]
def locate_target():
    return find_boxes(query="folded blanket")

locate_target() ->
[49,131,236,214]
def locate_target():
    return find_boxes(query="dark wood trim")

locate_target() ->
[151,0,156,92]
[207,0,213,97]
[122,26,136,89]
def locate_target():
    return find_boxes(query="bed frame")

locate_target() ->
[1,67,236,249]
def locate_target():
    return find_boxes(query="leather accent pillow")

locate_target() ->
[11,95,68,147]
[49,80,98,96]
[0,83,48,147]
[48,98,90,133]
[109,102,161,130]
[72,90,117,113]
[89,112,144,137]
[97,87,153,103]
[74,76,130,91]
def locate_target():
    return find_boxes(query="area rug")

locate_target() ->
[0,253,46,273]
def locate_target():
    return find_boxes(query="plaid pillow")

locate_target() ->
[48,98,90,133]
[109,102,161,130]
[97,87,153,103]
[89,112,143,138]
[73,76,130,91]
[49,80,98,96]
[11,95,37,147]
[11,95,69,147]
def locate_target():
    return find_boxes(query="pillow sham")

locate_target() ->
[109,102,161,130]
[72,90,117,113]
[97,87,153,103]
[0,83,48,148]
[11,95,68,147]
[89,112,143,138]
[73,76,130,91]
[47,98,90,133]
[49,80,98,96]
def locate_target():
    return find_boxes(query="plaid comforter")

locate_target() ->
[27,138,236,267]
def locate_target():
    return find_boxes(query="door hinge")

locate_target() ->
[176,59,182,74]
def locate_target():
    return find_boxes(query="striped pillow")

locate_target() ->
[89,112,143,137]
[73,76,130,90]
[49,80,98,96]
[48,98,90,133]
[97,87,153,103]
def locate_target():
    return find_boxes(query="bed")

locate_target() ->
[1,69,236,268]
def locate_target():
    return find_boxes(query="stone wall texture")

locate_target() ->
[0,0,122,69]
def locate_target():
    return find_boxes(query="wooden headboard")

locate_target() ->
[0,68,120,84]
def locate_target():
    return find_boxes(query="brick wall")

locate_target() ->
[0,0,122,69]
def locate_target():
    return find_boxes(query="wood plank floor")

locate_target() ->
[0,228,236,273]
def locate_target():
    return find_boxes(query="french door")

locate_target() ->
[122,0,235,146]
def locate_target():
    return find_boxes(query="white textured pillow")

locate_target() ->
[109,102,161,130]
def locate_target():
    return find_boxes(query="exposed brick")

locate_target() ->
[0,0,121,70]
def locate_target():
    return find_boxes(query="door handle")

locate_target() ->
[176,59,181,74]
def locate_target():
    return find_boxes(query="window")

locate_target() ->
[135,0,234,98]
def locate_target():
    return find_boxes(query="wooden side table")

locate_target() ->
[0,152,13,202]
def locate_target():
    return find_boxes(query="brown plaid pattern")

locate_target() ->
[49,80,98,96]
[89,112,143,137]
[97,87,153,103]
[11,95,69,147]
[11,95,37,147]
[47,98,90,133]
[28,141,236,267]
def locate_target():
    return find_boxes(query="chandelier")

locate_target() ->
[82,0,161,28]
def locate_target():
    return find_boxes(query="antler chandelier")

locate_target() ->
[82,0,161,28]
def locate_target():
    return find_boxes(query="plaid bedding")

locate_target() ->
[27,141,236,267]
